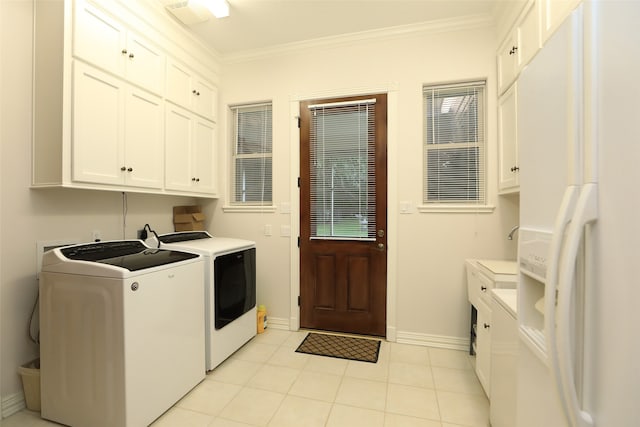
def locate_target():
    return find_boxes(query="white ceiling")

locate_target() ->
[160,0,518,56]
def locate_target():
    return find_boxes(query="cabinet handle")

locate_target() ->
[483,323,491,329]
[121,166,126,171]
[121,49,127,54]
[192,89,197,94]
[510,166,520,172]
[129,53,134,59]
[481,286,487,291]
[127,167,133,172]
[196,178,200,182]
[509,46,518,55]
[192,177,197,181]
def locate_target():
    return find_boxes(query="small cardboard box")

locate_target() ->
[173,205,206,231]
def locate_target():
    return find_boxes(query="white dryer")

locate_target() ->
[39,240,205,427]
[158,231,257,371]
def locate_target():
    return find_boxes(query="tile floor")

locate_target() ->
[1,329,489,427]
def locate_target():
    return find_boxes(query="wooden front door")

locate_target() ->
[299,94,387,337]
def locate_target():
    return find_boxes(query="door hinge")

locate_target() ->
[297,116,301,128]
[298,295,301,306]
[297,177,301,188]
[297,236,300,247]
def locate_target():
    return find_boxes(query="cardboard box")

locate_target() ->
[173,205,206,231]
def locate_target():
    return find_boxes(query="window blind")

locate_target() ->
[423,82,486,204]
[308,100,376,240]
[231,103,272,205]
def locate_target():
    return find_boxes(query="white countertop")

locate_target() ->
[492,288,517,317]
[477,259,518,275]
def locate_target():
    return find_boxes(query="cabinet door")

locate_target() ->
[192,76,217,121]
[123,88,163,189]
[165,104,194,191]
[166,60,193,110]
[72,62,124,185]
[125,32,164,96]
[73,0,126,77]
[476,297,492,397]
[193,118,217,195]
[497,32,518,96]
[517,0,541,69]
[498,83,519,193]
[541,0,581,44]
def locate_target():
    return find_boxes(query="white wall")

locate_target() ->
[210,24,519,345]
[0,0,199,414]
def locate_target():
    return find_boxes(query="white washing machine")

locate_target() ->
[39,240,205,427]
[158,231,257,371]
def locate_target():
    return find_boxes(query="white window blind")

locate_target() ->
[231,103,272,205]
[309,100,376,240]
[423,81,486,204]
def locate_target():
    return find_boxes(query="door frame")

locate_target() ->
[288,84,399,341]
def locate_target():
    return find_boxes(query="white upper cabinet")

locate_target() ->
[74,0,165,95]
[498,83,519,193]
[165,104,218,196]
[72,61,163,189]
[166,59,218,122]
[540,0,582,44]
[497,0,541,95]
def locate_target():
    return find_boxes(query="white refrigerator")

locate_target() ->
[516,1,640,426]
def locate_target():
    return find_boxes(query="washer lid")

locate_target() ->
[60,241,199,272]
[158,231,212,244]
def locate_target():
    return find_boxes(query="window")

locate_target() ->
[423,81,486,205]
[308,98,377,240]
[230,103,272,205]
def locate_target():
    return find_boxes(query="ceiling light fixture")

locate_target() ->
[205,0,230,18]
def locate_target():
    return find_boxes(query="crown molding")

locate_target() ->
[222,13,494,65]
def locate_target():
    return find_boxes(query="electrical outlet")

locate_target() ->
[92,230,102,241]
[264,224,273,236]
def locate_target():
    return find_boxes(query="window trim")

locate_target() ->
[421,80,488,209]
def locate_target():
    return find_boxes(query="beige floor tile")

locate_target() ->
[437,390,490,427]
[386,383,440,420]
[267,395,332,427]
[281,330,309,348]
[335,377,387,411]
[210,417,256,426]
[288,370,342,402]
[384,413,443,427]
[304,354,349,376]
[431,367,484,395]
[267,345,310,370]
[151,407,215,427]
[344,359,389,382]
[231,341,279,364]
[206,359,263,386]
[389,343,431,365]
[428,348,473,370]
[388,361,434,388]
[326,404,385,427]
[251,329,293,346]
[176,380,242,416]
[249,364,301,393]
[218,387,285,427]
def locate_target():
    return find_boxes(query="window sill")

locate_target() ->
[418,204,495,214]
[222,205,277,213]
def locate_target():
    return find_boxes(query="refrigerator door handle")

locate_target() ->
[556,183,597,427]
[544,185,579,421]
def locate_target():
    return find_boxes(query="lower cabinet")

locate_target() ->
[475,297,492,395]
[165,103,218,196]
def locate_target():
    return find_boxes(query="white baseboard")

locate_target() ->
[396,330,470,351]
[1,392,25,419]
[266,316,290,330]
